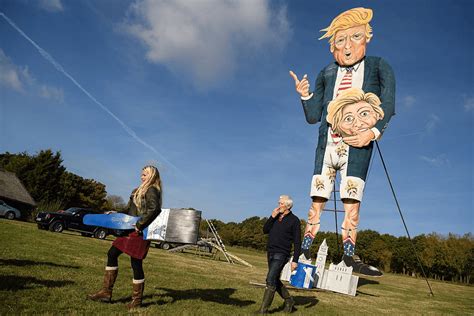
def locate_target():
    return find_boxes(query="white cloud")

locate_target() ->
[0,68,23,91]
[419,154,450,167]
[0,48,63,101]
[401,95,415,108]
[38,0,64,12]
[39,84,64,102]
[0,49,30,91]
[122,0,290,89]
[463,96,474,112]
[425,113,440,133]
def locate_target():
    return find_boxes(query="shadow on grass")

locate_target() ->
[141,287,256,307]
[269,295,319,313]
[110,294,168,307]
[356,277,380,297]
[0,275,75,291]
[356,290,378,297]
[0,258,80,269]
[358,277,380,287]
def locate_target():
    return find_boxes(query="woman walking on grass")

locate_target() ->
[88,165,162,309]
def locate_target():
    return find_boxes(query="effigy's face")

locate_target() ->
[339,101,379,136]
[332,25,368,66]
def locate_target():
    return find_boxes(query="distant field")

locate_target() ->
[1,219,473,315]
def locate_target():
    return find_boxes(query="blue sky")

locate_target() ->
[0,0,472,237]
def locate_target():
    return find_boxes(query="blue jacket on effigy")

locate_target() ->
[301,56,396,181]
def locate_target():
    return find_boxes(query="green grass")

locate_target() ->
[1,219,473,315]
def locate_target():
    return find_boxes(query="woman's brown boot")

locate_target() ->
[127,279,145,309]
[87,267,118,303]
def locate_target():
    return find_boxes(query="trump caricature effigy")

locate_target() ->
[289,7,395,276]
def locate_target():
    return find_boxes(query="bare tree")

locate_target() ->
[106,194,126,211]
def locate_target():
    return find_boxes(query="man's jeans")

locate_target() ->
[266,253,289,288]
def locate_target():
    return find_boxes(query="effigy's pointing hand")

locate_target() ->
[289,70,310,98]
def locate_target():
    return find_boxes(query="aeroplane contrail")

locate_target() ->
[0,12,183,177]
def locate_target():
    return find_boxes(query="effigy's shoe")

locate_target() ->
[343,255,383,277]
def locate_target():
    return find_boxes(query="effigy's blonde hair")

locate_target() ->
[319,7,374,52]
[326,88,384,136]
[133,165,162,209]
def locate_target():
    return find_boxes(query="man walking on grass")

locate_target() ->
[258,195,301,314]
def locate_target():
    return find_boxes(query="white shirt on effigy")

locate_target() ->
[332,60,364,98]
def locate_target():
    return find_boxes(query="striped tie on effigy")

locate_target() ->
[336,66,353,96]
[330,66,354,142]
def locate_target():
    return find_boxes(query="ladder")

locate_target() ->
[322,180,343,258]
[167,239,214,256]
[206,219,234,264]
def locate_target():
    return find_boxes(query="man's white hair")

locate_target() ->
[279,195,293,209]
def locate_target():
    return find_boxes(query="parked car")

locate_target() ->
[0,200,21,220]
[35,207,111,239]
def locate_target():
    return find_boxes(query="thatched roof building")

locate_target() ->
[0,170,36,206]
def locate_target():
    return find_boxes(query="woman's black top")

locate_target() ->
[125,187,162,231]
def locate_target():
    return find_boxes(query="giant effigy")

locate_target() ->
[289,7,395,276]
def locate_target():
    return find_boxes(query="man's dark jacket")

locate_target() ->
[264,212,302,263]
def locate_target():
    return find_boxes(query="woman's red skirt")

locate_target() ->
[112,231,151,259]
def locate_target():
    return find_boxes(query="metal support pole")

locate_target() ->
[333,181,340,258]
[375,141,434,296]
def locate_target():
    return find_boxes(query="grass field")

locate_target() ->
[1,219,473,315]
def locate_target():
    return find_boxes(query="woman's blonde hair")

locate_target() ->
[326,88,384,136]
[319,7,373,52]
[133,165,162,209]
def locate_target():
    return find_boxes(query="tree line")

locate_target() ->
[204,217,473,285]
[0,150,124,217]
[2,150,472,285]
